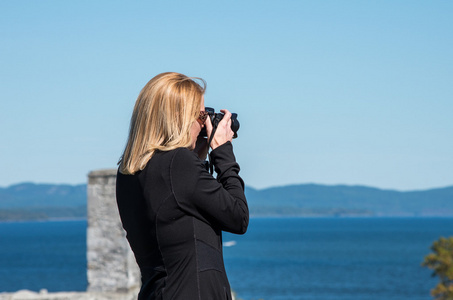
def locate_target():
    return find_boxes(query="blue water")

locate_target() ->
[224,218,453,300]
[0,220,87,292]
[0,218,452,299]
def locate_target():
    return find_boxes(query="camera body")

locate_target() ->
[200,107,240,139]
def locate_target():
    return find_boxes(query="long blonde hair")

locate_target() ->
[119,72,206,175]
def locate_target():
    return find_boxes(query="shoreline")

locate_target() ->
[1,215,452,224]
[0,217,87,224]
[0,289,138,300]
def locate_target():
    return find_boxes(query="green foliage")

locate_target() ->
[422,237,453,300]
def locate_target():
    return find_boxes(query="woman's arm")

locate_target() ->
[170,145,248,234]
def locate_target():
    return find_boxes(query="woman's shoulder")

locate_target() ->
[154,147,197,158]
[140,148,203,184]
[150,147,201,167]
[172,147,201,164]
[167,147,209,174]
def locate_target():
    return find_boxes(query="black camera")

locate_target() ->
[200,107,240,139]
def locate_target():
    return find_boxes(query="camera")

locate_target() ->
[200,107,240,139]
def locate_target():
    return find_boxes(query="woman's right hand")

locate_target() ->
[205,109,235,150]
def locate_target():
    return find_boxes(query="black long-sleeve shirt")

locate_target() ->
[116,142,249,300]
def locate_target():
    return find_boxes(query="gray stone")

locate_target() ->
[0,169,140,299]
[87,169,140,293]
[0,289,139,300]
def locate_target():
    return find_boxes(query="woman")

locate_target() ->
[116,72,249,300]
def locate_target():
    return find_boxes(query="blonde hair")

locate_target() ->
[119,72,206,175]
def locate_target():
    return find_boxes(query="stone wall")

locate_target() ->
[87,169,140,293]
[0,169,140,300]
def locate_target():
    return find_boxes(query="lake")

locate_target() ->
[1,217,451,300]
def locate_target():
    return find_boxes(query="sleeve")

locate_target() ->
[170,142,249,234]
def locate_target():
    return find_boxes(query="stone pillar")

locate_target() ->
[87,169,140,293]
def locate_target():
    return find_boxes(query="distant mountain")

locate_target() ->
[0,182,452,221]
[245,184,453,217]
[0,183,86,221]
[0,182,86,208]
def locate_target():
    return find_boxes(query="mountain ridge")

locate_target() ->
[244,184,453,216]
[1,182,452,221]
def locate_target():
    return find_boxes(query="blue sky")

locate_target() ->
[1,1,452,191]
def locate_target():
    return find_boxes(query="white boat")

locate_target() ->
[223,240,237,247]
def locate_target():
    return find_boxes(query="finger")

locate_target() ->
[205,115,213,133]
[220,109,232,119]
[219,109,232,125]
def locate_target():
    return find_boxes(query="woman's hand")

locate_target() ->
[205,109,234,150]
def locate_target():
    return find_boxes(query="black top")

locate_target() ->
[116,142,249,300]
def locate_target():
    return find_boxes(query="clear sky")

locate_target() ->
[1,1,452,191]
